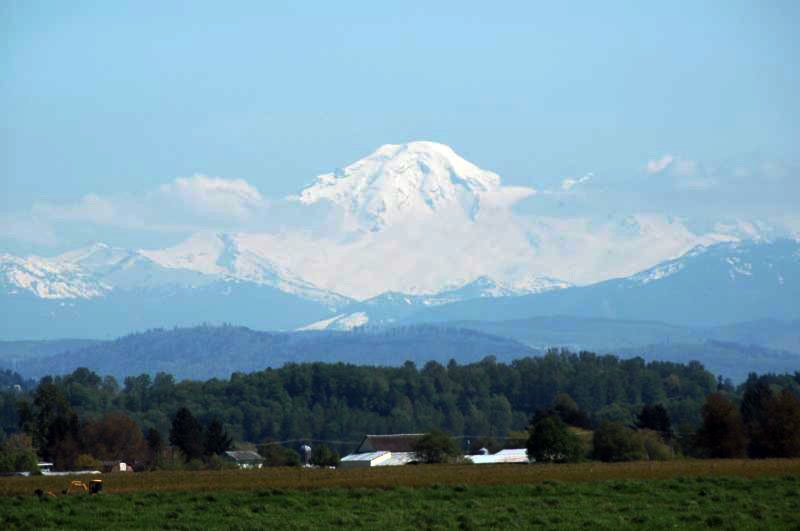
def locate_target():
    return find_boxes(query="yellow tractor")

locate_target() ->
[65,479,103,495]
[36,478,103,498]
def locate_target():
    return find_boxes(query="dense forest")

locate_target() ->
[6,350,798,449]
[2,351,799,471]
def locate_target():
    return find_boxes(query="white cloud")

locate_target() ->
[643,155,715,190]
[645,155,674,174]
[3,175,275,248]
[32,194,118,225]
[158,175,266,220]
[561,173,593,191]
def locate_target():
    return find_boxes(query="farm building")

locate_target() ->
[339,433,424,469]
[466,448,529,464]
[224,450,265,469]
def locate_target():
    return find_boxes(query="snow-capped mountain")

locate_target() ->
[405,239,800,327]
[263,141,735,298]
[1,236,351,307]
[299,275,571,331]
[294,141,534,232]
[2,141,793,339]
[5,141,746,302]
[0,245,354,339]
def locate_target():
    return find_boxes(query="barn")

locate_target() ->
[339,433,424,469]
[224,450,265,469]
[466,448,529,464]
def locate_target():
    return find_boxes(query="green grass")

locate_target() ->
[2,475,799,530]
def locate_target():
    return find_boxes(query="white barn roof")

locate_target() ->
[467,448,529,464]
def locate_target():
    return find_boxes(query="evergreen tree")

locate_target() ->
[169,407,204,461]
[145,428,163,468]
[740,378,774,457]
[45,412,83,469]
[17,378,73,456]
[204,419,233,456]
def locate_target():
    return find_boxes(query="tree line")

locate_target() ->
[0,351,798,471]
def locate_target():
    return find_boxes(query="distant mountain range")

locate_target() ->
[403,239,800,327]
[440,316,800,354]
[0,325,540,381]
[0,320,796,382]
[0,236,565,338]
[1,238,798,340]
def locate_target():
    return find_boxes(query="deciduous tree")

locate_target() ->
[83,412,147,464]
[527,415,583,463]
[763,390,800,457]
[413,430,461,464]
[592,421,645,462]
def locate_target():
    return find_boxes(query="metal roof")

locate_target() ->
[339,450,418,466]
[225,450,264,462]
[340,451,389,462]
[467,448,529,464]
[357,434,425,453]
[375,451,417,466]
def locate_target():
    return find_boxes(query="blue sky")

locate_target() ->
[2,1,798,252]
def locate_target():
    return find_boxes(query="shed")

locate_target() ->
[224,450,265,469]
[339,451,392,469]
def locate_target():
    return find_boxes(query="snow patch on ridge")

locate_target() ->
[0,254,110,299]
[631,262,686,285]
[300,312,369,331]
[141,232,351,308]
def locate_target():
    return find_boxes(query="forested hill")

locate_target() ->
[2,325,539,381]
[0,338,102,364]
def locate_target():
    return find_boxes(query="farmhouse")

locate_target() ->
[339,433,424,469]
[224,450,265,469]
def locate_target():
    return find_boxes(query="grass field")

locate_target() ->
[1,460,799,529]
